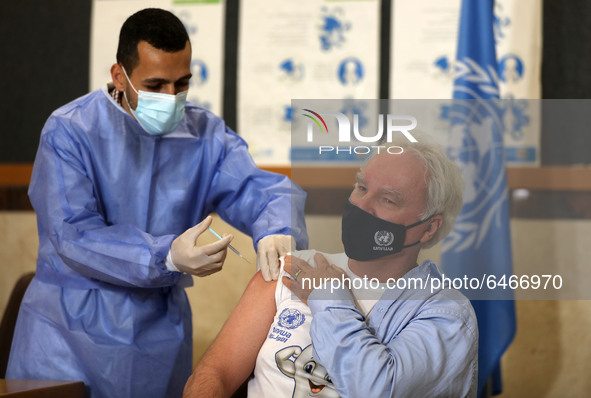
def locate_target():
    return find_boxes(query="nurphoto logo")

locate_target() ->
[301,109,418,156]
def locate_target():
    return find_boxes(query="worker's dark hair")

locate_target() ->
[116,8,190,74]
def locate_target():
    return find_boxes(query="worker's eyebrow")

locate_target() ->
[176,73,193,82]
[142,73,193,85]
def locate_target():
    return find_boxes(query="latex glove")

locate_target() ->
[257,234,295,281]
[170,216,233,277]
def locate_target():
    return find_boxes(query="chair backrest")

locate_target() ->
[0,272,35,378]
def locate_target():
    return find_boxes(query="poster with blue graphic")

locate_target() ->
[390,0,541,166]
[90,0,224,115]
[493,0,541,165]
[390,0,461,99]
[238,0,380,165]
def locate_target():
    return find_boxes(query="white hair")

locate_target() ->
[363,132,464,248]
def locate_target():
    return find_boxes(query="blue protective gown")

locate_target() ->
[6,85,308,398]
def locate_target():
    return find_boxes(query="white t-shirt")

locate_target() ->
[247,250,385,397]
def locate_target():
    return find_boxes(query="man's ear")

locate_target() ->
[111,63,126,92]
[421,214,443,243]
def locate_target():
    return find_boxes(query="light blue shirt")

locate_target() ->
[308,259,478,397]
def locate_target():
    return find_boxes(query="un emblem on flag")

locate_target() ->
[444,97,507,253]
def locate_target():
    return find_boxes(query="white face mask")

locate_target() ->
[122,67,188,135]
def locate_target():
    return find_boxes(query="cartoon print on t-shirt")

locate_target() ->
[275,344,340,398]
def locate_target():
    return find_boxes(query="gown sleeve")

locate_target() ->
[204,126,308,251]
[29,115,181,288]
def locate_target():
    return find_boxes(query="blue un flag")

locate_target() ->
[440,0,516,396]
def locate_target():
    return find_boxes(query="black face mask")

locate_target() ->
[341,200,430,261]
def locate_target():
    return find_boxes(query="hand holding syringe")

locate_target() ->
[170,216,251,277]
[207,227,252,264]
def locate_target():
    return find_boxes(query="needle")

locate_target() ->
[207,227,252,264]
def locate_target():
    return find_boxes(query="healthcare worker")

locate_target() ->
[6,8,307,398]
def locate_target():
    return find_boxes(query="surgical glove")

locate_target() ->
[257,234,295,281]
[170,216,233,277]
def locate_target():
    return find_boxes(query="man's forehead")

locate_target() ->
[361,152,426,190]
[136,40,191,64]
[132,41,192,80]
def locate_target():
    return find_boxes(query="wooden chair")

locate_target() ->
[0,272,35,378]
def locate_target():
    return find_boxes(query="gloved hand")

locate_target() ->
[257,234,295,281]
[170,216,233,277]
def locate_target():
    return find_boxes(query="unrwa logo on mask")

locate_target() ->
[374,230,394,250]
[302,109,418,144]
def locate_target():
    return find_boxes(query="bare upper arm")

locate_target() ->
[184,271,276,397]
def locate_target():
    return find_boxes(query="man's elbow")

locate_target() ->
[183,364,229,398]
